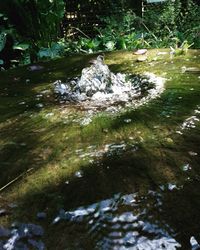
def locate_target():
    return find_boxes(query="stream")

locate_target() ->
[0,49,200,249]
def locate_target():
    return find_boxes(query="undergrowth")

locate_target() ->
[0,0,199,69]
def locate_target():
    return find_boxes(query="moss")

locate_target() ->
[0,49,200,249]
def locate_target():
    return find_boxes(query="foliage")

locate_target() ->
[0,0,200,69]
[95,11,142,51]
[0,0,65,69]
[64,0,199,54]
[60,0,199,55]
[0,12,28,68]
[62,11,147,54]
[38,42,66,60]
[0,0,65,46]
[143,0,200,48]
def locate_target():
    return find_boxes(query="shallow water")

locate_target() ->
[0,49,200,249]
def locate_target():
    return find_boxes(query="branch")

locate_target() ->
[0,168,34,192]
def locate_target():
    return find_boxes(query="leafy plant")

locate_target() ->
[0,0,65,68]
[0,0,65,47]
[38,42,66,60]
[1,0,200,69]
[56,0,199,56]
[143,0,200,48]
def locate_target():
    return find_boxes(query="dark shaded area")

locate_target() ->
[17,125,200,249]
[0,54,95,186]
[161,180,200,250]
[0,34,23,69]
[63,0,142,37]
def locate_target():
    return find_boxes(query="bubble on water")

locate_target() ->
[74,170,83,178]
[0,209,7,216]
[180,115,200,130]
[168,183,177,191]
[36,103,44,108]
[37,212,47,220]
[19,101,26,105]
[176,130,183,135]
[28,65,44,71]
[75,149,83,154]
[182,163,191,171]
[188,151,198,156]
[124,118,132,123]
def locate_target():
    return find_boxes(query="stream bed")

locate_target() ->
[0,49,200,249]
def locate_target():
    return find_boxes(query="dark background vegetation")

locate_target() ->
[0,0,200,69]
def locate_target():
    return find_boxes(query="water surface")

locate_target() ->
[0,49,200,249]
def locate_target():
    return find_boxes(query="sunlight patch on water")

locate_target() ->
[53,56,165,112]
[0,223,44,250]
[176,105,200,134]
[53,191,181,249]
[74,142,138,162]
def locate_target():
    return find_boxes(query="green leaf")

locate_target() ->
[105,41,115,50]
[0,59,4,65]
[13,43,30,51]
[117,38,127,49]
[38,47,52,58]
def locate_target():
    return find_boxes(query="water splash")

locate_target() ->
[54,56,165,111]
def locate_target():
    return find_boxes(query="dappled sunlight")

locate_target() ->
[0,50,200,249]
[1,0,200,247]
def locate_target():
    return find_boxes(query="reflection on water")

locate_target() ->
[1,183,200,249]
[0,223,44,250]
[175,105,200,136]
[52,185,200,250]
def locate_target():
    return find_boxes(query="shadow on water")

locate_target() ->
[15,123,200,249]
[0,54,98,186]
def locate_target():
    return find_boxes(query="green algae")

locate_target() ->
[0,49,200,249]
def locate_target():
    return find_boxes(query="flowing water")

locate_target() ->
[53,55,165,110]
[0,50,200,250]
